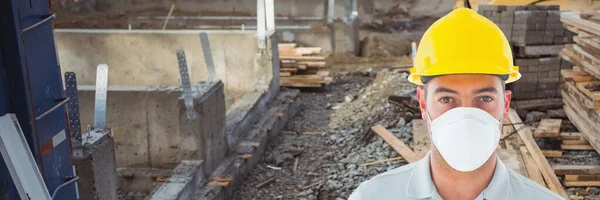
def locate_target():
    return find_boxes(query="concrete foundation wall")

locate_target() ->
[77,87,183,168]
[55,30,271,101]
[56,0,330,18]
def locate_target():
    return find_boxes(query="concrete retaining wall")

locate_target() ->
[55,29,271,106]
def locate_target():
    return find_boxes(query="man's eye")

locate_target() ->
[439,97,453,103]
[480,96,494,102]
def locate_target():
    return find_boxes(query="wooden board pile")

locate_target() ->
[278,43,332,88]
[558,12,600,155]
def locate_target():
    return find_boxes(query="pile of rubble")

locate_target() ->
[321,71,418,198]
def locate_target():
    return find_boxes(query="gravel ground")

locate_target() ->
[232,71,418,200]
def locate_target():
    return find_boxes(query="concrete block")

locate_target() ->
[478,5,494,11]
[515,10,533,18]
[492,12,501,19]
[525,92,537,99]
[549,70,560,78]
[148,160,205,200]
[554,29,565,36]
[512,36,526,45]
[501,17,515,24]
[535,30,545,37]
[548,5,560,10]
[548,10,561,17]
[513,24,529,30]
[544,30,555,37]
[514,6,527,11]
[513,30,527,36]
[515,59,529,66]
[544,36,554,44]
[501,11,514,17]
[527,30,536,37]
[540,57,561,65]
[554,36,564,44]
[528,58,540,66]
[526,5,539,10]
[535,23,546,30]
[485,11,494,17]
[538,72,549,79]
[548,23,564,30]
[74,131,118,200]
[529,65,539,72]
[561,59,573,68]
[548,64,561,72]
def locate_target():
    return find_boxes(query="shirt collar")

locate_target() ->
[406,153,510,200]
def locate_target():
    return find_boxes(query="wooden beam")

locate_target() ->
[371,125,420,163]
[520,146,546,186]
[361,157,404,167]
[554,165,600,175]
[566,175,600,181]
[561,144,595,150]
[534,119,562,138]
[565,181,600,187]
[278,43,297,49]
[560,132,583,140]
[563,95,600,155]
[508,109,568,198]
[562,140,590,145]
[541,150,563,158]
[279,55,326,61]
[412,119,430,159]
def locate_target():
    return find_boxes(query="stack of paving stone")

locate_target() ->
[478,5,575,100]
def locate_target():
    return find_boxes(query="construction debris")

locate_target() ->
[278,43,333,88]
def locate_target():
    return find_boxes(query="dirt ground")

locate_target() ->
[232,71,419,199]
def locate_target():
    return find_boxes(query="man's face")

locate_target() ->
[417,74,511,122]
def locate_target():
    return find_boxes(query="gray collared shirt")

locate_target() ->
[349,153,565,200]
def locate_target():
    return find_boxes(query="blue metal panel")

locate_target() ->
[0,0,77,198]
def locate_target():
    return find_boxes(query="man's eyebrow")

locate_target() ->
[434,87,458,94]
[473,87,499,94]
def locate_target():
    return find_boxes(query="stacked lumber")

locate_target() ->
[559,12,600,155]
[278,43,332,88]
[555,165,600,187]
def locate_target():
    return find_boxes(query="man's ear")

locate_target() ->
[417,85,427,120]
[503,90,512,120]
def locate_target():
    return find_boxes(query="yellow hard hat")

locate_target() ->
[408,8,521,85]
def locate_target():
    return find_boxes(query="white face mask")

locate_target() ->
[428,107,502,172]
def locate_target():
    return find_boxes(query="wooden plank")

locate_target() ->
[280,72,292,77]
[564,81,596,109]
[280,68,298,73]
[508,109,568,198]
[279,55,326,61]
[371,125,420,163]
[281,60,296,64]
[566,175,600,181]
[520,146,546,186]
[563,93,600,155]
[501,118,517,140]
[562,12,600,37]
[565,181,600,187]
[561,69,596,82]
[278,43,297,49]
[561,132,583,140]
[279,49,302,56]
[298,61,326,68]
[316,71,330,77]
[561,47,600,80]
[575,81,600,102]
[412,119,430,159]
[533,119,562,138]
[554,165,600,175]
[541,150,563,158]
[562,140,590,145]
[295,47,322,55]
[497,148,528,177]
[561,144,595,150]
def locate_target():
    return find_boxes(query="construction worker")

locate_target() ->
[348,8,564,200]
